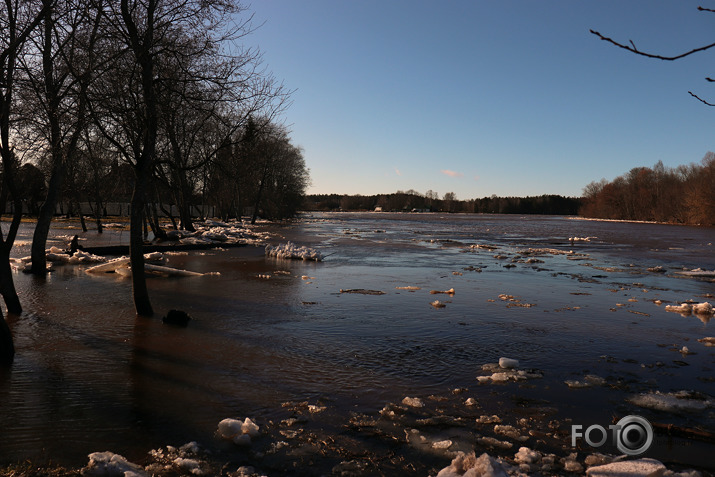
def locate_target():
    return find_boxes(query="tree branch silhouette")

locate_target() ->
[589,30,715,61]
[689,91,715,106]
[591,5,715,106]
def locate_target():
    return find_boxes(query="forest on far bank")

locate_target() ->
[304,192,582,215]
[579,153,715,226]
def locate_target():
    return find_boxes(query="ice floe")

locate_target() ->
[586,458,665,477]
[217,417,260,446]
[85,257,210,278]
[676,268,715,277]
[265,241,323,261]
[697,337,715,347]
[402,396,425,408]
[564,374,606,388]
[430,288,455,295]
[498,357,519,369]
[477,361,543,383]
[569,236,596,242]
[628,390,715,412]
[664,302,713,316]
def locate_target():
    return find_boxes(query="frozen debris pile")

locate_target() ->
[82,451,147,477]
[172,219,273,246]
[217,417,260,446]
[265,241,323,261]
[664,302,714,316]
[435,451,508,477]
[44,247,108,264]
[628,390,715,412]
[82,442,217,476]
[146,442,210,476]
[477,360,543,384]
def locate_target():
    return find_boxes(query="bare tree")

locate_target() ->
[591,5,715,106]
[89,0,285,316]
[0,0,52,363]
[17,0,102,275]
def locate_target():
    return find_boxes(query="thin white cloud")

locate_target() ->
[395,168,402,176]
[441,169,463,178]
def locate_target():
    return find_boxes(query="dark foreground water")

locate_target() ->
[0,213,713,475]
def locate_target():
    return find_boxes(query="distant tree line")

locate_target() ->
[579,153,715,226]
[305,190,581,215]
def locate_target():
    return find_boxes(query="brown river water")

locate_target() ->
[0,213,713,475]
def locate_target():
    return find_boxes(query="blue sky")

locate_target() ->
[245,1,713,199]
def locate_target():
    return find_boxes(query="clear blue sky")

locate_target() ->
[244,1,713,199]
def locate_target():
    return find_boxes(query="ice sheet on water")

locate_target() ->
[628,390,715,412]
[676,268,715,277]
[265,241,323,261]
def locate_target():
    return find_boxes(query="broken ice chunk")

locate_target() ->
[498,357,519,369]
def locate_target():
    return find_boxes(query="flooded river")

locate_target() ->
[0,213,713,475]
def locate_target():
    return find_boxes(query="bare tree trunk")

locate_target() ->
[0,244,21,315]
[0,310,13,364]
[95,200,103,234]
[159,202,177,231]
[77,201,87,232]
[130,173,152,317]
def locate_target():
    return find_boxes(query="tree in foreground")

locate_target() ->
[20,0,102,275]
[89,0,285,316]
[0,0,51,363]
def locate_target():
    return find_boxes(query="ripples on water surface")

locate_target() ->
[1,213,714,473]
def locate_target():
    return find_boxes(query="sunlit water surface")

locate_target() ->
[1,213,713,473]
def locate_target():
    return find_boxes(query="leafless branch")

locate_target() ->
[590,29,715,61]
[689,91,715,106]
[697,6,715,13]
